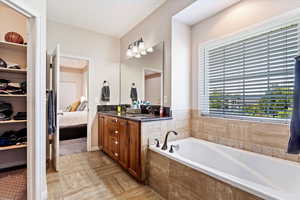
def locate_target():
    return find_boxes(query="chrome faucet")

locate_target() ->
[161,131,178,150]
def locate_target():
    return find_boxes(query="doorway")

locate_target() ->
[143,68,162,105]
[58,55,89,156]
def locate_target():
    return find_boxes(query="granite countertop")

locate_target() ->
[98,111,173,122]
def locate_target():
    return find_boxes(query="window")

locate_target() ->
[203,23,299,120]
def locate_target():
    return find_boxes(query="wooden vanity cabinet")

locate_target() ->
[127,120,141,178]
[98,114,141,180]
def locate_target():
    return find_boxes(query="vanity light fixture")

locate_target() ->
[138,38,145,50]
[141,50,147,55]
[132,41,138,53]
[126,44,133,57]
[126,37,154,58]
[147,47,154,53]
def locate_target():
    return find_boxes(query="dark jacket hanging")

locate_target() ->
[287,57,300,154]
[101,86,110,102]
[130,87,138,102]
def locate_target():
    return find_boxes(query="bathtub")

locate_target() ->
[149,137,300,200]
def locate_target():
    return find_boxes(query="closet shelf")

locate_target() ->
[0,68,27,74]
[0,94,27,97]
[0,144,27,151]
[0,120,27,124]
[0,41,27,50]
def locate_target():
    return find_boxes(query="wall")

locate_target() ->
[60,68,85,110]
[171,19,191,110]
[0,3,27,42]
[47,20,120,149]
[190,0,300,162]
[120,0,196,107]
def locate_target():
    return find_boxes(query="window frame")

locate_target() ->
[198,9,300,124]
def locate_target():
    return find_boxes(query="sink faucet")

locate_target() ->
[161,131,178,150]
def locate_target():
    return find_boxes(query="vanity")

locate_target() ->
[98,111,172,181]
[98,41,170,181]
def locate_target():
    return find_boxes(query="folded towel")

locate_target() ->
[287,57,300,154]
[130,87,138,102]
[101,86,110,102]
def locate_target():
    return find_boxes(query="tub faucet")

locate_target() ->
[161,131,178,150]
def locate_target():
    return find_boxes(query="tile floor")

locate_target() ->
[60,138,87,156]
[47,151,164,200]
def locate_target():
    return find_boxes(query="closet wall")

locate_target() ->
[0,3,28,169]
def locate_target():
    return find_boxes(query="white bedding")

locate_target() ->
[59,111,88,128]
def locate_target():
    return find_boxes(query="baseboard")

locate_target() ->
[91,146,100,151]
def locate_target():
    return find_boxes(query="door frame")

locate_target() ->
[0,0,46,200]
[60,54,92,152]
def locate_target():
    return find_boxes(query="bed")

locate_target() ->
[59,111,88,140]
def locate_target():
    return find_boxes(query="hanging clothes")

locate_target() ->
[101,85,110,102]
[287,57,300,154]
[47,90,57,134]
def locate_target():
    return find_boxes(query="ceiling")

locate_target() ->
[47,0,167,38]
[174,0,241,26]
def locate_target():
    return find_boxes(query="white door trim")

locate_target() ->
[60,54,92,152]
[0,1,46,200]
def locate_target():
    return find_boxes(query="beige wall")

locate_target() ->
[0,3,27,42]
[47,20,120,148]
[60,69,85,110]
[190,0,300,162]
[171,19,191,110]
[120,0,196,107]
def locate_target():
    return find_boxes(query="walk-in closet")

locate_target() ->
[0,3,28,199]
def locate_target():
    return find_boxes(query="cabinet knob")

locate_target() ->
[115,130,119,134]
[115,141,118,145]
[114,153,118,157]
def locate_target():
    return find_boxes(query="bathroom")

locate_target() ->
[46,0,300,199]
[1,0,300,199]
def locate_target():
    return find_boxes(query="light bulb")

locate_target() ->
[133,42,138,53]
[127,49,133,57]
[139,38,145,50]
[147,47,154,53]
[141,50,147,55]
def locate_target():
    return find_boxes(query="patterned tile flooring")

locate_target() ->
[47,151,164,200]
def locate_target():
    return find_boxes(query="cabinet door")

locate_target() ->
[102,117,110,154]
[98,115,105,149]
[127,121,141,179]
[119,119,129,168]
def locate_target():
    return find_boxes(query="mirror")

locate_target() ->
[120,42,164,105]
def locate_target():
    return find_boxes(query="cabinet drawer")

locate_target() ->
[109,136,120,160]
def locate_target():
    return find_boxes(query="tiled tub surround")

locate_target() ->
[140,109,191,180]
[191,110,300,163]
[148,138,300,200]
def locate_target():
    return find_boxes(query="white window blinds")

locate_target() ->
[207,24,299,119]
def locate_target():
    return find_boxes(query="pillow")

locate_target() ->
[70,101,80,112]
[77,101,87,111]
[64,105,72,112]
